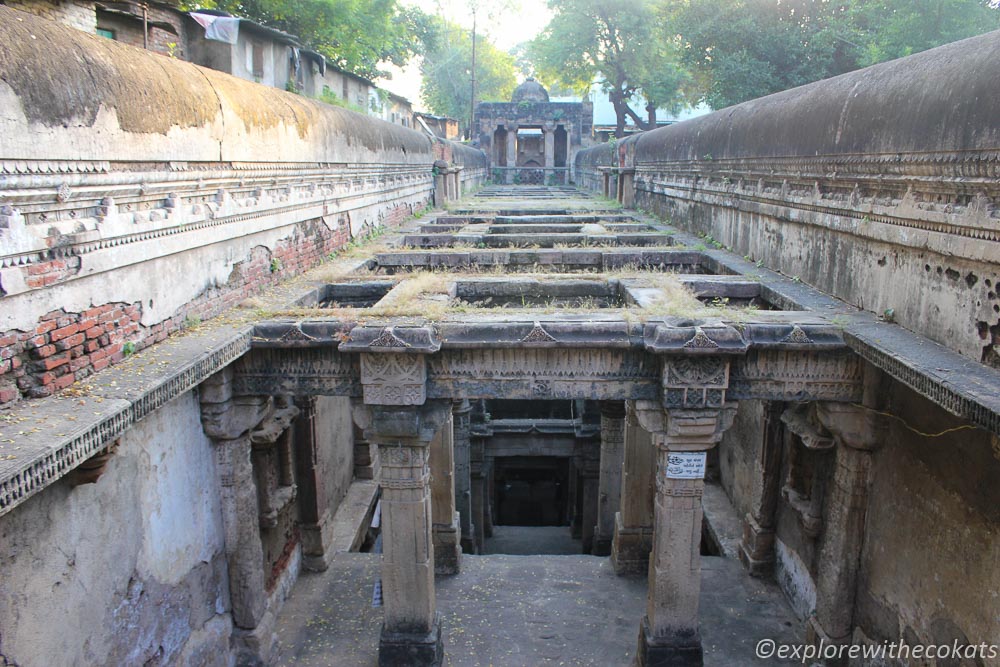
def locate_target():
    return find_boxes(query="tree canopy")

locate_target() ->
[420,19,518,136]
[530,0,689,137]
[190,0,437,80]
[665,0,1000,109]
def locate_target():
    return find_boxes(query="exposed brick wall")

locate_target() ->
[3,0,96,32]
[0,210,410,406]
[95,6,187,59]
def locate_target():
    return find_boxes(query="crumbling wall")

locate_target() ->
[0,391,232,666]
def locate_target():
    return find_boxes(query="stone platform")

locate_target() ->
[274,551,802,666]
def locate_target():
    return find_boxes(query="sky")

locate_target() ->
[377,0,553,110]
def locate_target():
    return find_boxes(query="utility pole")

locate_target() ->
[469,6,476,142]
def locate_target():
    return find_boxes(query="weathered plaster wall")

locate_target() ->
[853,382,1000,657]
[0,390,232,666]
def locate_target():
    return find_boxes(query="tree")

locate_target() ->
[191,0,437,80]
[530,0,689,137]
[420,18,517,137]
[666,0,1000,109]
[847,0,1000,66]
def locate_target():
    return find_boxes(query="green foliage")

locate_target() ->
[665,0,1000,109]
[190,0,437,80]
[531,0,690,137]
[420,18,517,135]
[318,88,368,114]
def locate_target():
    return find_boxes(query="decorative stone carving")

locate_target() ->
[662,356,730,409]
[520,321,557,343]
[729,350,862,402]
[360,353,427,405]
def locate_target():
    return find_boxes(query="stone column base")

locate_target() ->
[610,513,652,576]
[592,530,612,557]
[379,616,444,667]
[637,616,703,667]
[738,515,775,578]
[805,616,852,667]
[460,529,477,555]
[433,514,461,575]
[232,607,278,667]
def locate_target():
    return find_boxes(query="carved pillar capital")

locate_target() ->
[353,400,452,446]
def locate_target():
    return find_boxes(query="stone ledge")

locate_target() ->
[0,322,252,516]
[328,480,379,554]
[845,322,1000,435]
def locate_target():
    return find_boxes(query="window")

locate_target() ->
[97,27,115,39]
[246,41,264,80]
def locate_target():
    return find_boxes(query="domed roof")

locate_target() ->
[511,78,549,103]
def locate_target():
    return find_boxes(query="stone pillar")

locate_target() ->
[808,400,880,656]
[452,400,475,554]
[293,397,329,571]
[358,402,451,667]
[738,402,785,577]
[612,401,656,575]
[569,456,582,539]
[430,411,460,575]
[505,125,517,184]
[637,406,736,667]
[579,438,601,554]
[593,401,626,556]
[483,456,495,538]
[199,368,275,664]
[544,127,555,170]
[470,433,486,554]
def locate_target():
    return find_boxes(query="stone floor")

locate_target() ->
[274,550,803,666]
[485,525,583,555]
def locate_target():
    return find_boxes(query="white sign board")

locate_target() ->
[665,452,707,479]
